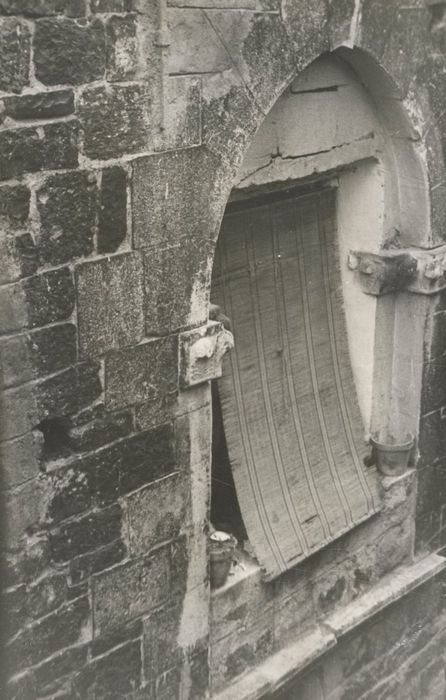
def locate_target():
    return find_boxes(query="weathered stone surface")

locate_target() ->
[25,572,70,622]
[134,391,177,431]
[45,424,176,525]
[106,14,138,82]
[166,8,232,75]
[98,165,128,254]
[6,596,91,674]
[163,76,201,150]
[3,90,74,121]
[132,146,223,250]
[0,0,86,16]
[92,548,170,635]
[119,424,177,495]
[105,337,178,410]
[0,18,30,93]
[36,362,100,424]
[274,584,316,645]
[143,603,182,678]
[1,360,101,440]
[203,11,299,113]
[143,243,209,335]
[0,323,77,388]
[201,74,262,167]
[419,407,446,469]
[327,0,355,48]
[32,644,88,698]
[49,503,123,563]
[0,184,29,224]
[74,639,142,698]
[0,430,43,488]
[37,171,96,266]
[34,17,105,85]
[0,121,78,181]
[67,407,133,453]
[90,619,142,658]
[3,477,46,549]
[77,252,144,358]
[91,0,134,10]
[79,83,151,160]
[422,357,446,414]
[127,473,188,555]
[23,267,75,329]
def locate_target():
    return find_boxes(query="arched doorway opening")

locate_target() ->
[208,48,430,695]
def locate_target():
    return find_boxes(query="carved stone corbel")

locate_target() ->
[179,320,234,388]
[348,244,446,295]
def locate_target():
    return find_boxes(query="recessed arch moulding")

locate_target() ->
[201,44,436,453]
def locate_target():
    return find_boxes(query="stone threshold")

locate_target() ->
[212,553,446,700]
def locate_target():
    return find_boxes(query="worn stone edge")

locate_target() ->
[212,553,446,700]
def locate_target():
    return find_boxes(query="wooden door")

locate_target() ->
[212,187,381,579]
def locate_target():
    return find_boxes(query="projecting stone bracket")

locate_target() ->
[179,320,234,389]
[348,244,446,295]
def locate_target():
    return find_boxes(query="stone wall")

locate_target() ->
[1,1,446,699]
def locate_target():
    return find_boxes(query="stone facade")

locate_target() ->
[1,1,446,699]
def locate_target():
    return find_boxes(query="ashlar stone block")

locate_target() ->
[105,336,178,410]
[0,18,30,93]
[77,252,144,358]
[127,473,189,555]
[37,170,96,266]
[34,17,105,85]
[92,548,171,635]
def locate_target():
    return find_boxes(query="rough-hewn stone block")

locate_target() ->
[105,337,178,410]
[0,121,78,181]
[0,184,30,224]
[3,90,74,121]
[37,171,96,266]
[49,503,123,563]
[0,430,43,488]
[34,17,105,85]
[67,407,133,453]
[106,14,138,82]
[74,639,142,698]
[92,548,170,635]
[77,252,144,357]
[5,595,91,674]
[0,18,30,93]
[45,424,176,524]
[23,267,75,329]
[79,83,151,160]
[69,538,127,586]
[98,166,127,254]
[119,424,177,495]
[0,0,86,16]
[127,473,188,555]
[38,361,101,422]
[1,360,101,440]
[0,323,77,388]
[134,391,177,432]
[32,644,88,698]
